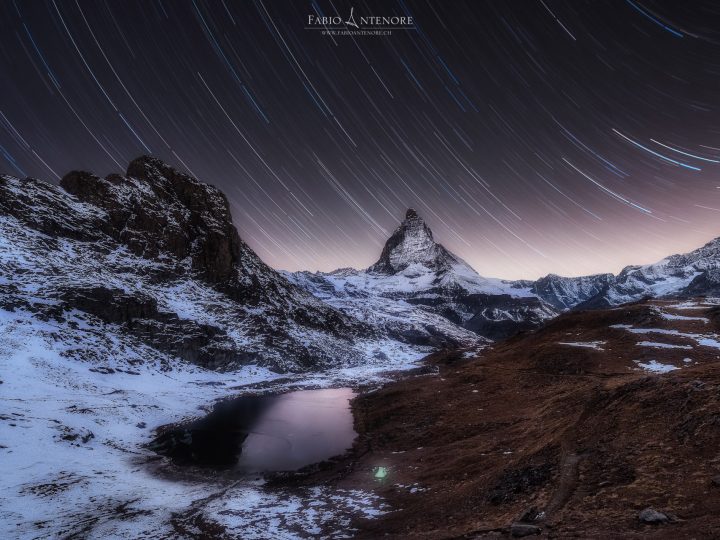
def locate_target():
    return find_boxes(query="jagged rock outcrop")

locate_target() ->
[369,208,459,274]
[61,157,241,283]
[0,156,399,372]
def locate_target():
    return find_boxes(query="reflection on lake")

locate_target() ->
[237,388,356,472]
[150,388,356,472]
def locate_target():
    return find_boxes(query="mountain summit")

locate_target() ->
[289,207,556,342]
[369,208,459,274]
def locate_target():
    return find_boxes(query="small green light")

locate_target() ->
[374,466,388,479]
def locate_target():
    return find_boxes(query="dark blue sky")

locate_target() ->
[2,1,720,278]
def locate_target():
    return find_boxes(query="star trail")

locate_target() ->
[2,1,720,279]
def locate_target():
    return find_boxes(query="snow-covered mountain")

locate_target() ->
[0,157,435,537]
[529,273,615,310]
[575,237,720,308]
[288,208,720,340]
[368,208,460,274]
[287,209,557,341]
[0,156,432,373]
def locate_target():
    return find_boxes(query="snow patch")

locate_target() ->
[613,324,720,351]
[636,341,693,350]
[558,341,606,350]
[634,360,680,373]
[660,312,709,323]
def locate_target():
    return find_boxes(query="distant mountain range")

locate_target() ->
[3,156,720,370]
[285,208,555,341]
[288,204,720,342]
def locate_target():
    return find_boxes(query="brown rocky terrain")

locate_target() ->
[306,298,720,538]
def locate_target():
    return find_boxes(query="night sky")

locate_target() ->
[2,1,720,279]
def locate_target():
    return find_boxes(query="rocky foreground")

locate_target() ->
[300,298,720,538]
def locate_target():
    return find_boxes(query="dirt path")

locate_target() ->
[544,450,583,518]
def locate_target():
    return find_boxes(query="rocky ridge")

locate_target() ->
[0,156,424,372]
[288,208,558,342]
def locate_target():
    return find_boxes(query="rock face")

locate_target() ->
[530,273,614,310]
[369,208,458,274]
[460,294,554,340]
[58,286,244,368]
[684,268,720,297]
[0,156,415,372]
[638,507,670,524]
[289,209,557,342]
[61,156,241,283]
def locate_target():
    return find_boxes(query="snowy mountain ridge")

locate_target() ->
[288,208,720,341]
[287,209,558,341]
[576,237,720,308]
[0,157,434,373]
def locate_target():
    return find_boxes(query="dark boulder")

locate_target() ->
[510,523,542,537]
[638,507,670,524]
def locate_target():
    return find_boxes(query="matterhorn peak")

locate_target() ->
[405,207,419,220]
[368,208,459,274]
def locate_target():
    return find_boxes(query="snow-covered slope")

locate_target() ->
[0,157,429,372]
[286,269,484,348]
[0,157,435,537]
[577,237,720,308]
[288,209,557,341]
[0,289,412,538]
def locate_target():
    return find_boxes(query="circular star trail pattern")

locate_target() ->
[2,1,720,279]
